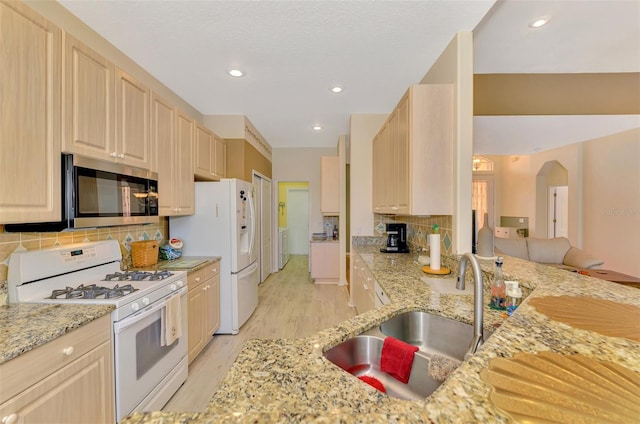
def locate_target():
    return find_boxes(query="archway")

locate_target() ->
[535,160,568,239]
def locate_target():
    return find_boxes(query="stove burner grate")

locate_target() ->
[103,270,173,282]
[49,283,138,300]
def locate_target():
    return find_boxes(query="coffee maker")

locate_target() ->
[380,223,409,253]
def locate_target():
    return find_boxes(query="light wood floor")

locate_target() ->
[162,255,356,412]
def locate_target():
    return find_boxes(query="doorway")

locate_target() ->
[253,172,273,283]
[472,156,495,247]
[286,188,310,255]
[535,160,569,239]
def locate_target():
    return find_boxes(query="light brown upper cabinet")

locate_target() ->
[213,133,226,179]
[194,124,226,181]
[372,84,453,215]
[152,93,194,216]
[62,32,115,161]
[175,110,195,215]
[115,69,151,169]
[63,33,152,169]
[320,156,339,215]
[0,0,62,224]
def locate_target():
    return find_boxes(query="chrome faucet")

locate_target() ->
[456,252,484,360]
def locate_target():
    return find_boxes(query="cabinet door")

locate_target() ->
[152,93,177,216]
[63,32,115,160]
[194,123,214,180]
[396,95,410,213]
[387,109,399,212]
[320,156,339,215]
[0,0,61,224]
[212,134,226,179]
[187,283,206,364]
[310,243,339,282]
[0,341,114,424]
[175,110,195,215]
[206,273,221,337]
[115,68,151,169]
[371,129,385,213]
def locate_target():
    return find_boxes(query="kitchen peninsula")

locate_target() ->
[121,236,640,423]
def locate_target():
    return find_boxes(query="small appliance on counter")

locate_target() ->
[380,223,410,253]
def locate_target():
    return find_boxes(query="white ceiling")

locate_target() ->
[58,0,640,154]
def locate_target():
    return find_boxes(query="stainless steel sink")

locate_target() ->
[377,311,492,361]
[324,335,441,400]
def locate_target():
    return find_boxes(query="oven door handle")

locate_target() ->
[113,287,186,334]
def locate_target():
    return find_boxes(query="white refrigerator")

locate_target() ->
[170,179,259,334]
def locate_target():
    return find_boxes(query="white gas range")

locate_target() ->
[8,240,188,422]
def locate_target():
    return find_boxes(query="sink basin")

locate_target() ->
[378,311,492,361]
[324,335,441,400]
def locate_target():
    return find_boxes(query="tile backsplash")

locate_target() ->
[0,218,170,283]
[374,214,453,254]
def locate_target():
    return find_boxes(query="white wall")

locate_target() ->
[272,147,337,240]
[421,32,474,254]
[582,129,640,277]
[349,114,387,242]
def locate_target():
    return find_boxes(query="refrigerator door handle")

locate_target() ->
[248,187,257,262]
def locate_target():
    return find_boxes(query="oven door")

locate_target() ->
[113,288,187,421]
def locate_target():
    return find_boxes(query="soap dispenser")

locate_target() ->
[490,257,505,310]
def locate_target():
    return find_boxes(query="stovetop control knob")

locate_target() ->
[170,283,177,292]
[142,298,150,306]
[131,303,140,312]
[176,280,184,288]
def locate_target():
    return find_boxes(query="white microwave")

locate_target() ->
[6,154,159,232]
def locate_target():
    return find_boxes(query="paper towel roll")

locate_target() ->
[430,234,441,270]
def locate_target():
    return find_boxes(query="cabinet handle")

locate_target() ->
[195,277,201,282]
[391,206,399,210]
[118,153,125,159]
[363,284,369,290]
[2,413,18,424]
[63,346,75,356]
[110,152,117,158]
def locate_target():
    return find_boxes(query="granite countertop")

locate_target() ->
[0,257,219,366]
[117,238,639,423]
[310,238,339,243]
[0,303,114,365]
[154,256,220,273]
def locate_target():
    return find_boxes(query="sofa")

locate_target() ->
[494,237,604,270]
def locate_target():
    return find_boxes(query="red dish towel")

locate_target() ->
[380,337,419,384]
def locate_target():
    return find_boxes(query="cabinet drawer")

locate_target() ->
[0,314,111,402]
[204,261,220,280]
[188,267,206,290]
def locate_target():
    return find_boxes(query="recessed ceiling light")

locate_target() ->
[529,16,550,28]
[312,125,322,131]
[331,86,343,93]
[227,68,244,77]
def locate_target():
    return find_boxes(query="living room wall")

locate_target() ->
[582,128,640,277]
[496,129,640,278]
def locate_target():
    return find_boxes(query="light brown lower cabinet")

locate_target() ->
[351,253,376,314]
[0,314,115,424]
[310,241,340,284]
[187,262,221,363]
